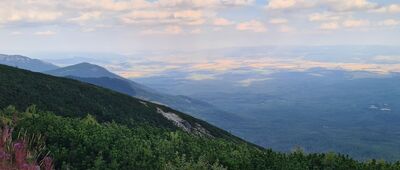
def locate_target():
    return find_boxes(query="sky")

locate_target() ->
[0,0,400,55]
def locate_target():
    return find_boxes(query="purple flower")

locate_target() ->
[43,156,53,170]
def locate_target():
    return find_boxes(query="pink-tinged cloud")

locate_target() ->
[236,20,267,32]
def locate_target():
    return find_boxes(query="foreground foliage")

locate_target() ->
[1,106,400,170]
[0,106,53,170]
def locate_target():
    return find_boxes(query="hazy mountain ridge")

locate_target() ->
[0,63,240,141]
[0,55,241,128]
[45,63,241,128]
[45,62,122,79]
[0,54,59,72]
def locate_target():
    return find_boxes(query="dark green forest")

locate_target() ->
[1,64,400,169]
[0,64,238,141]
[2,106,400,170]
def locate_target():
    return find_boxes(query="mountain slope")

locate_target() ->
[0,54,59,72]
[0,64,239,140]
[45,62,121,78]
[46,62,241,127]
[1,64,398,169]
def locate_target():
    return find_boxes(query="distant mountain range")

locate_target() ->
[0,54,59,72]
[2,53,400,161]
[46,62,122,79]
[0,63,240,141]
[1,56,385,170]
[0,54,240,129]
[46,63,241,127]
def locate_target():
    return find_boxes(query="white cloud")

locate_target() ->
[156,0,253,8]
[379,19,400,26]
[266,0,377,12]
[279,25,295,32]
[266,0,312,10]
[308,12,341,22]
[222,0,254,6]
[34,30,56,36]
[165,25,183,34]
[236,20,267,32]
[269,18,288,24]
[0,0,223,28]
[81,27,96,32]
[238,78,271,87]
[342,19,369,28]
[66,0,151,11]
[69,11,102,23]
[191,28,202,34]
[316,18,370,30]
[373,55,400,63]
[141,25,183,35]
[321,0,377,12]
[121,10,206,26]
[11,31,22,35]
[320,22,339,30]
[373,4,400,13]
[213,17,234,26]
[0,9,62,24]
[186,73,216,81]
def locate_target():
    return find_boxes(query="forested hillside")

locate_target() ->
[2,107,400,169]
[1,64,400,169]
[0,64,238,141]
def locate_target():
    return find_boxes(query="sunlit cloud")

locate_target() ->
[373,4,400,13]
[34,30,56,36]
[378,19,400,26]
[278,25,295,32]
[319,22,340,30]
[186,74,216,81]
[105,53,400,79]
[266,0,378,12]
[373,55,400,63]
[238,78,272,87]
[213,17,234,26]
[269,18,288,24]
[321,0,377,12]
[236,20,267,32]
[308,12,341,22]
[266,0,312,10]
[342,19,370,28]
[11,31,22,35]
[0,0,399,53]
[68,11,102,23]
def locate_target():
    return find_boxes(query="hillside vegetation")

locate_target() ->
[0,64,237,141]
[1,64,400,169]
[3,106,400,169]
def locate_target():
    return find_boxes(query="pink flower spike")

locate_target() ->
[13,141,28,168]
[43,156,53,170]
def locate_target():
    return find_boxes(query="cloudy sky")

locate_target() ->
[0,0,399,55]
